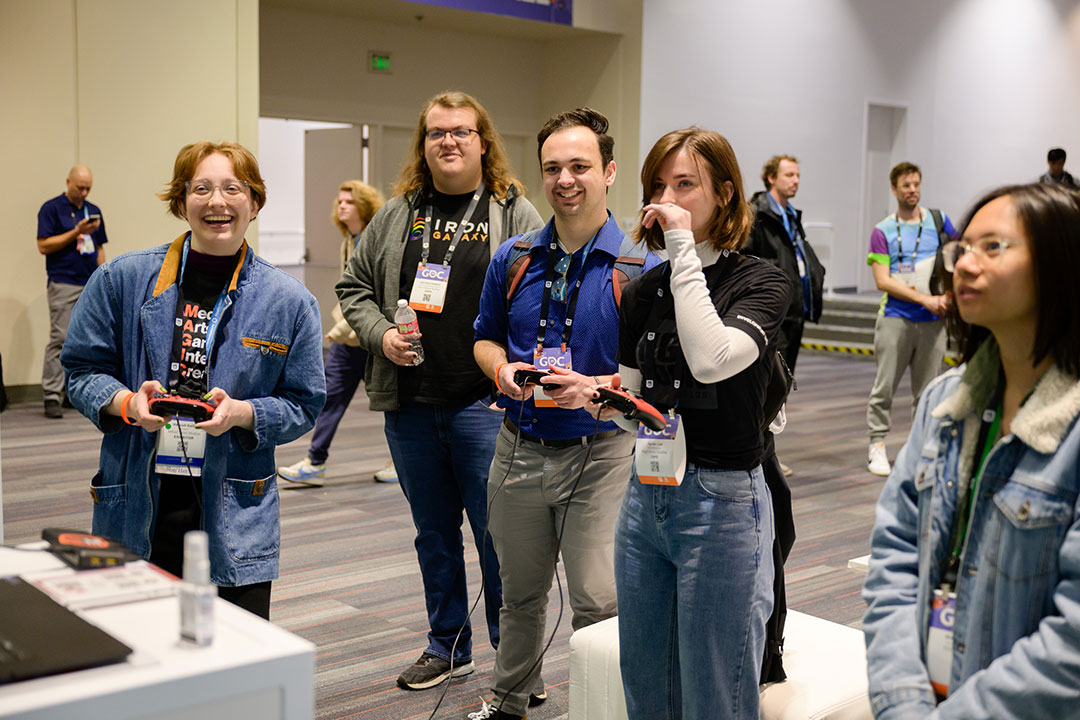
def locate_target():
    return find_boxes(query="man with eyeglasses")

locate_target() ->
[865,161,956,476]
[36,165,108,418]
[337,91,542,692]
[470,108,660,720]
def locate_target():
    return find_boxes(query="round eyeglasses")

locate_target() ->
[185,179,250,200]
[425,128,480,142]
[941,237,1023,272]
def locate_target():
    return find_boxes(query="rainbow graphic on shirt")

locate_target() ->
[409,216,425,242]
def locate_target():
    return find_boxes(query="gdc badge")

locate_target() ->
[635,413,685,486]
[154,417,207,477]
[532,347,571,408]
[409,262,450,313]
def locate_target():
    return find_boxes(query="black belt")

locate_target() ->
[503,417,619,449]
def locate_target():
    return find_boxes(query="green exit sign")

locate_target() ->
[369,52,391,73]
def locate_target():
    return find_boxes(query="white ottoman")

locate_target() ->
[568,611,872,720]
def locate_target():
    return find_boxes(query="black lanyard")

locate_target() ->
[894,211,924,266]
[534,232,595,353]
[941,379,1004,587]
[419,180,485,267]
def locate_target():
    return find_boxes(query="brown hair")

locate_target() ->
[634,128,754,253]
[393,90,523,200]
[158,141,267,219]
[536,108,614,167]
[890,161,921,188]
[760,154,798,190]
[942,182,1080,376]
[333,180,384,236]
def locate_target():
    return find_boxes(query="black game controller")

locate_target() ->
[148,394,217,423]
[591,387,668,432]
[513,368,559,389]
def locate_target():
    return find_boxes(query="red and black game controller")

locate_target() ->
[148,393,217,423]
[591,387,668,432]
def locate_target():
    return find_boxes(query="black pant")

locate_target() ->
[759,431,796,684]
[150,475,272,619]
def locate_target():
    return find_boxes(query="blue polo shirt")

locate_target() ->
[474,213,661,439]
[37,193,108,286]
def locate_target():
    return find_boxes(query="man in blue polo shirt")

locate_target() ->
[36,165,107,418]
[472,108,659,720]
[865,161,954,476]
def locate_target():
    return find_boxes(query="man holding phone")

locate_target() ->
[36,165,107,418]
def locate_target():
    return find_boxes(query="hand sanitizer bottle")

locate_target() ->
[179,530,216,646]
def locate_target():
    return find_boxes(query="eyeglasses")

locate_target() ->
[942,237,1023,272]
[425,128,480,142]
[186,179,250,200]
[551,253,572,302]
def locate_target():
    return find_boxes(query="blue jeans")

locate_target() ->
[383,399,503,662]
[308,343,367,465]
[615,463,775,720]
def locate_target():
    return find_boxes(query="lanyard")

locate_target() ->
[941,383,1004,586]
[419,180,485,267]
[534,231,596,352]
[168,236,232,393]
[894,211,924,266]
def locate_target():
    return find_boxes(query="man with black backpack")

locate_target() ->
[470,108,660,720]
[865,161,956,476]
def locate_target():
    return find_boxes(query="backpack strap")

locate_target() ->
[611,236,650,308]
[928,208,948,295]
[504,228,545,311]
[928,208,947,242]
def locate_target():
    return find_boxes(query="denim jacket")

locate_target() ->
[61,235,326,586]
[862,338,1080,719]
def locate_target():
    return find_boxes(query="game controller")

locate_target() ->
[148,394,217,423]
[513,368,560,389]
[591,387,668,432]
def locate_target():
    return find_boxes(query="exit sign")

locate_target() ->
[369,52,391,73]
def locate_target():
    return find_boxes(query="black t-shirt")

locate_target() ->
[618,253,790,469]
[397,188,492,405]
[169,248,238,398]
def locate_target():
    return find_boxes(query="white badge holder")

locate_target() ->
[634,413,686,486]
[894,256,935,295]
[926,587,956,697]
[154,418,207,477]
[77,235,96,255]
[408,262,450,313]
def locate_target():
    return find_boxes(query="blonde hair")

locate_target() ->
[333,180,384,236]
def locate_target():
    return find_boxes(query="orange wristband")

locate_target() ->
[494,362,508,395]
[119,391,137,425]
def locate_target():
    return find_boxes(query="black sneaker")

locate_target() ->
[397,652,474,690]
[44,399,63,419]
[528,689,547,707]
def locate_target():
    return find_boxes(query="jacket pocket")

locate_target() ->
[240,337,289,355]
[987,478,1073,582]
[89,471,128,538]
[222,474,280,562]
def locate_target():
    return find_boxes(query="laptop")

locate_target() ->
[0,575,132,684]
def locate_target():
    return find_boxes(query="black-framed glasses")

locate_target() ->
[186,179,250,200]
[425,128,480,142]
[941,237,1023,272]
[551,253,572,302]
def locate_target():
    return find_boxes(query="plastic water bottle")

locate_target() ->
[395,299,425,365]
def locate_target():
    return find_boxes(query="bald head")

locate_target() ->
[66,166,93,207]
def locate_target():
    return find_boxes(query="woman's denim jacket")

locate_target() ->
[61,235,326,586]
[862,338,1080,719]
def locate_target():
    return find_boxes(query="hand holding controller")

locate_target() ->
[148,393,217,423]
[590,387,667,431]
[513,368,559,389]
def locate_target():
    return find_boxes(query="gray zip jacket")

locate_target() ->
[336,186,544,411]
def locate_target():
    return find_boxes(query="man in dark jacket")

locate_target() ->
[744,155,824,373]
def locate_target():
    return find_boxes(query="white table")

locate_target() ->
[0,546,315,720]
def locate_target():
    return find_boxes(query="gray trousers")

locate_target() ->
[487,423,634,715]
[867,315,946,441]
[43,280,84,402]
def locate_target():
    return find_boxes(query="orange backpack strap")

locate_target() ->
[610,236,651,308]
[505,236,539,311]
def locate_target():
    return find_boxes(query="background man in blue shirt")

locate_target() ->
[472,108,659,720]
[36,165,107,418]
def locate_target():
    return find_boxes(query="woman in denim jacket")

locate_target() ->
[61,142,325,618]
[862,182,1080,718]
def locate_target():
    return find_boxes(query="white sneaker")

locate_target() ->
[277,457,326,486]
[868,442,891,477]
[373,459,398,483]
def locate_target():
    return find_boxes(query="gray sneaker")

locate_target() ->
[396,652,473,690]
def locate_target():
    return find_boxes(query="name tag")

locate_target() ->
[795,253,807,278]
[926,587,956,697]
[635,413,685,486]
[409,262,450,313]
[532,348,572,408]
[154,417,207,477]
[77,235,96,255]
